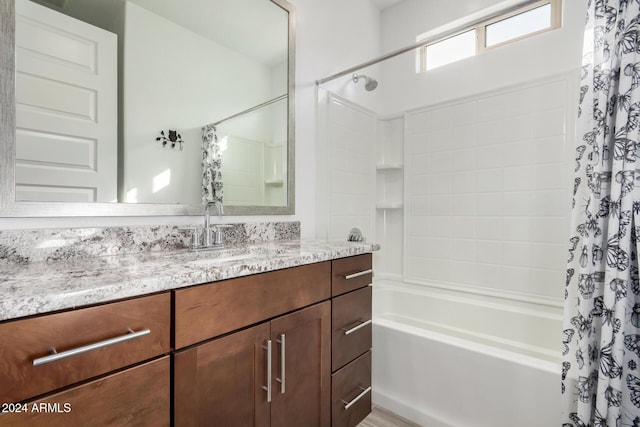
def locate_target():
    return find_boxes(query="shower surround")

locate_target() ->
[403,74,573,305]
[317,69,577,424]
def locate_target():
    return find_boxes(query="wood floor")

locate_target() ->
[357,406,421,427]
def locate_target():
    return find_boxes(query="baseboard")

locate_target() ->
[371,389,453,427]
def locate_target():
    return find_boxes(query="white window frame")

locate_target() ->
[417,0,562,73]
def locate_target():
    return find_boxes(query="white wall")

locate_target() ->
[0,0,383,237]
[122,2,272,205]
[270,61,288,98]
[290,0,382,237]
[218,60,288,207]
[378,0,586,114]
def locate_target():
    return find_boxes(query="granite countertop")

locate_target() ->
[0,240,379,322]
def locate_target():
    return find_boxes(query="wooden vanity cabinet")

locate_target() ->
[174,322,271,427]
[331,352,372,427]
[331,254,373,296]
[0,293,171,427]
[0,253,373,427]
[270,302,331,427]
[174,261,331,349]
[0,292,171,404]
[0,357,171,427]
[332,286,372,371]
[173,262,332,427]
[330,254,373,427]
[173,256,373,427]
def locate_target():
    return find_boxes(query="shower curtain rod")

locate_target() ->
[210,93,287,128]
[315,0,542,86]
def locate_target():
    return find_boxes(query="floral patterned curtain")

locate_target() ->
[562,0,640,425]
[201,124,223,204]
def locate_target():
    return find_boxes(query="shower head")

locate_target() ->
[352,73,378,91]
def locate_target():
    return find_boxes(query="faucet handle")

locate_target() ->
[180,227,201,248]
[212,224,233,245]
[215,224,234,229]
[192,229,203,247]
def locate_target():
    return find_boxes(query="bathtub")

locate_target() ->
[371,280,562,427]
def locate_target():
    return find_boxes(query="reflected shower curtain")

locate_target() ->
[563,0,640,425]
[201,124,223,204]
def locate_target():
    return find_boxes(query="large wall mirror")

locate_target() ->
[0,0,295,216]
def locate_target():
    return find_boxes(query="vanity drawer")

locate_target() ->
[0,293,171,404]
[0,356,170,427]
[331,351,372,427]
[332,254,372,296]
[332,286,372,372]
[174,261,331,348]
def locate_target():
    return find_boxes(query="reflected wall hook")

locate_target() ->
[156,130,184,150]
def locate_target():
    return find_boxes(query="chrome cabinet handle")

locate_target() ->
[343,319,372,336]
[262,340,272,402]
[276,334,286,394]
[344,269,373,280]
[342,386,372,410]
[32,328,150,367]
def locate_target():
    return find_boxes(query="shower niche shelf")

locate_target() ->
[375,168,403,209]
[376,163,403,170]
[376,202,403,209]
[374,115,404,278]
[265,178,284,185]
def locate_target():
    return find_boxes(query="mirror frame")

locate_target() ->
[0,0,295,217]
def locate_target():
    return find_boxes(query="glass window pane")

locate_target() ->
[426,29,476,71]
[485,3,551,47]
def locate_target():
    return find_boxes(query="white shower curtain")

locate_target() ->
[562,0,640,425]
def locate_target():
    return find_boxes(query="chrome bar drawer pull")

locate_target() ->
[343,319,372,336]
[342,386,372,410]
[344,269,373,280]
[262,340,272,402]
[32,328,151,367]
[276,334,286,394]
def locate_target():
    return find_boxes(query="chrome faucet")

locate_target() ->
[203,200,224,247]
[187,200,232,251]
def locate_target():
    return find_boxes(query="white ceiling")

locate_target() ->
[129,0,288,67]
[46,0,289,67]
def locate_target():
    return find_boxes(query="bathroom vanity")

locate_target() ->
[0,232,375,427]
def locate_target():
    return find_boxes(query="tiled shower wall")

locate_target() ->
[405,74,574,304]
[323,95,376,241]
[223,136,265,205]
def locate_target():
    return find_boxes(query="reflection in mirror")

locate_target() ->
[5,0,294,216]
[203,95,288,207]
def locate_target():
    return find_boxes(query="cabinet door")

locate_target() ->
[174,323,271,427]
[0,292,171,404]
[0,356,170,427]
[332,254,373,296]
[270,301,331,427]
[332,286,372,371]
[331,351,372,427]
[174,262,331,349]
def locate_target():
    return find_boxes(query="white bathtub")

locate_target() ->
[371,280,562,427]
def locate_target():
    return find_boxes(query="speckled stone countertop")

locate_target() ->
[0,240,379,322]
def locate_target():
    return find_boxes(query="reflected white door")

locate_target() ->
[15,0,117,202]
